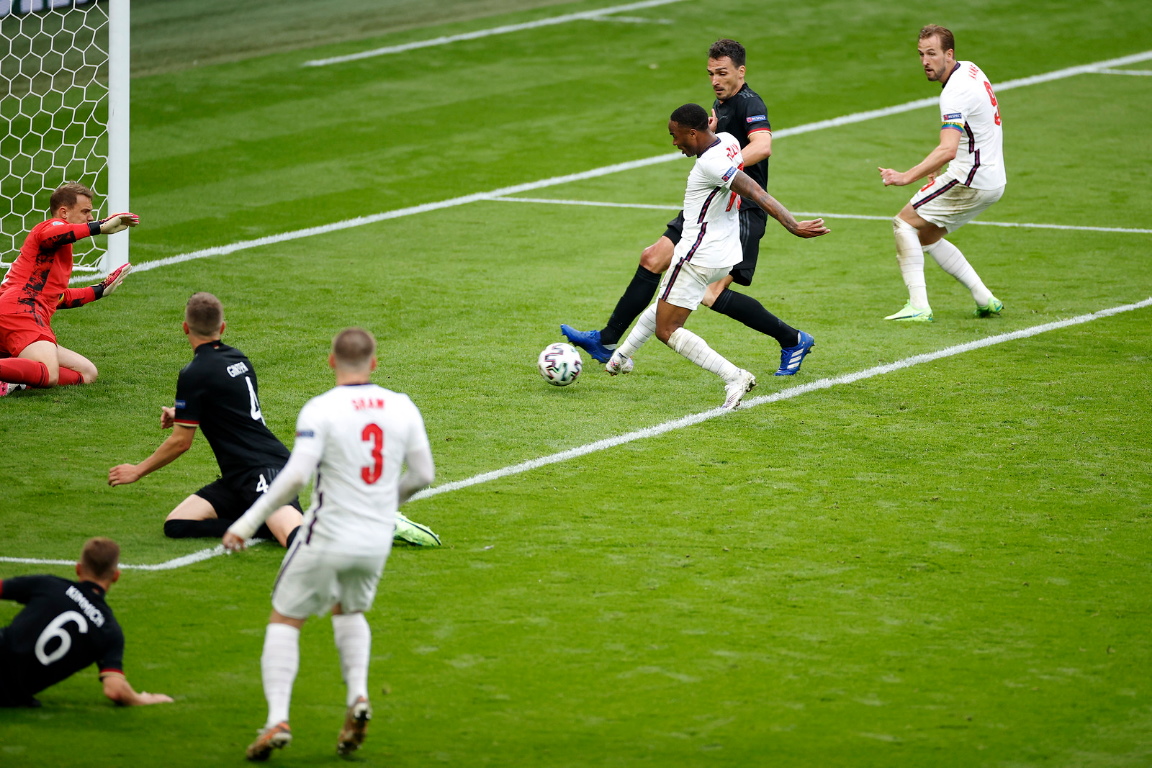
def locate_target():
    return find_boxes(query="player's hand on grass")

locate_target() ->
[108,464,142,486]
[790,219,830,238]
[98,263,132,296]
[138,691,174,705]
[98,212,139,235]
[222,532,247,552]
[160,406,176,429]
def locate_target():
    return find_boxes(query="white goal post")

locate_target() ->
[0,0,129,274]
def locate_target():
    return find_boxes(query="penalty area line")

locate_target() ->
[71,48,1152,284]
[4,297,1148,570]
[489,197,1152,235]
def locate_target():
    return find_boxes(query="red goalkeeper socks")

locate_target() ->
[0,358,50,387]
[0,359,85,387]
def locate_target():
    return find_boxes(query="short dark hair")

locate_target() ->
[919,25,955,54]
[708,38,746,68]
[185,292,224,337]
[670,103,709,132]
[81,538,120,581]
[49,183,94,215]
[332,327,376,370]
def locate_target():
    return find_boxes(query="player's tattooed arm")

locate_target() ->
[730,171,829,239]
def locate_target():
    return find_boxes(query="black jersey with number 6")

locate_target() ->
[712,83,772,195]
[0,576,124,704]
[173,342,291,479]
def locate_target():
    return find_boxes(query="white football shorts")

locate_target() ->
[909,173,1004,233]
[657,260,733,310]
[271,544,388,619]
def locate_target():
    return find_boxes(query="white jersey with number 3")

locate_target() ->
[293,383,431,554]
[940,61,1006,190]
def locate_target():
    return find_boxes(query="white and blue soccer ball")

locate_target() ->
[537,342,582,387]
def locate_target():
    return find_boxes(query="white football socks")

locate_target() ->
[262,622,300,727]
[892,216,930,309]
[614,304,657,359]
[667,327,740,381]
[924,238,993,306]
[332,613,372,707]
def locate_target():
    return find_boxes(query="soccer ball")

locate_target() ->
[537,342,582,386]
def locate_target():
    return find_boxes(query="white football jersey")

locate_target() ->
[940,61,1006,190]
[674,132,745,269]
[293,383,431,554]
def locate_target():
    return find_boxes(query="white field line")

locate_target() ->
[407,297,1152,502]
[1094,68,1152,76]
[71,48,1152,285]
[302,0,687,67]
[489,196,1152,234]
[9,296,1147,570]
[591,15,673,23]
[0,539,263,572]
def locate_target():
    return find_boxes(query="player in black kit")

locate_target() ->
[108,293,441,548]
[0,538,173,707]
[108,292,304,547]
[562,39,817,377]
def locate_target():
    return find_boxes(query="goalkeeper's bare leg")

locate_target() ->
[0,339,93,387]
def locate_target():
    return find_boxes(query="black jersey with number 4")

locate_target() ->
[712,83,772,195]
[0,576,124,704]
[173,342,290,479]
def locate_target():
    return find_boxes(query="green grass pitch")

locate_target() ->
[1,0,1151,765]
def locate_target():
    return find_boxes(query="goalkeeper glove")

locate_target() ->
[98,212,139,235]
[93,263,133,299]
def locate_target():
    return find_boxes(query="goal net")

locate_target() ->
[0,0,128,274]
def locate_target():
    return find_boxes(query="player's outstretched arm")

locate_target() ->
[878,128,961,186]
[101,673,173,706]
[57,263,134,310]
[98,213,139,235]
[730,171,829,238]
[108,425,196,486]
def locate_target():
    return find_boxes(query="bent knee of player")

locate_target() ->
[639,241,673,273]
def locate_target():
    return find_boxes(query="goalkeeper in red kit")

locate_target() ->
[0,183,136,396]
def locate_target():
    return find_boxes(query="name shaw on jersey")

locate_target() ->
[65,585,106,627]
[352,397,386,411]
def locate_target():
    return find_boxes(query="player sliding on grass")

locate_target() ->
[0,538,173,708]
[877,25,1006,322]
[223,327,436,761]
[604,103,828,410]
[0,183,134,397]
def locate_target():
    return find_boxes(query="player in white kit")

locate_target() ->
[878,25,1007,322]
[222,327,435,761]
[605,103,828,409]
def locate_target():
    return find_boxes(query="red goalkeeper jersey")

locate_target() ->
[0,218,100,324]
